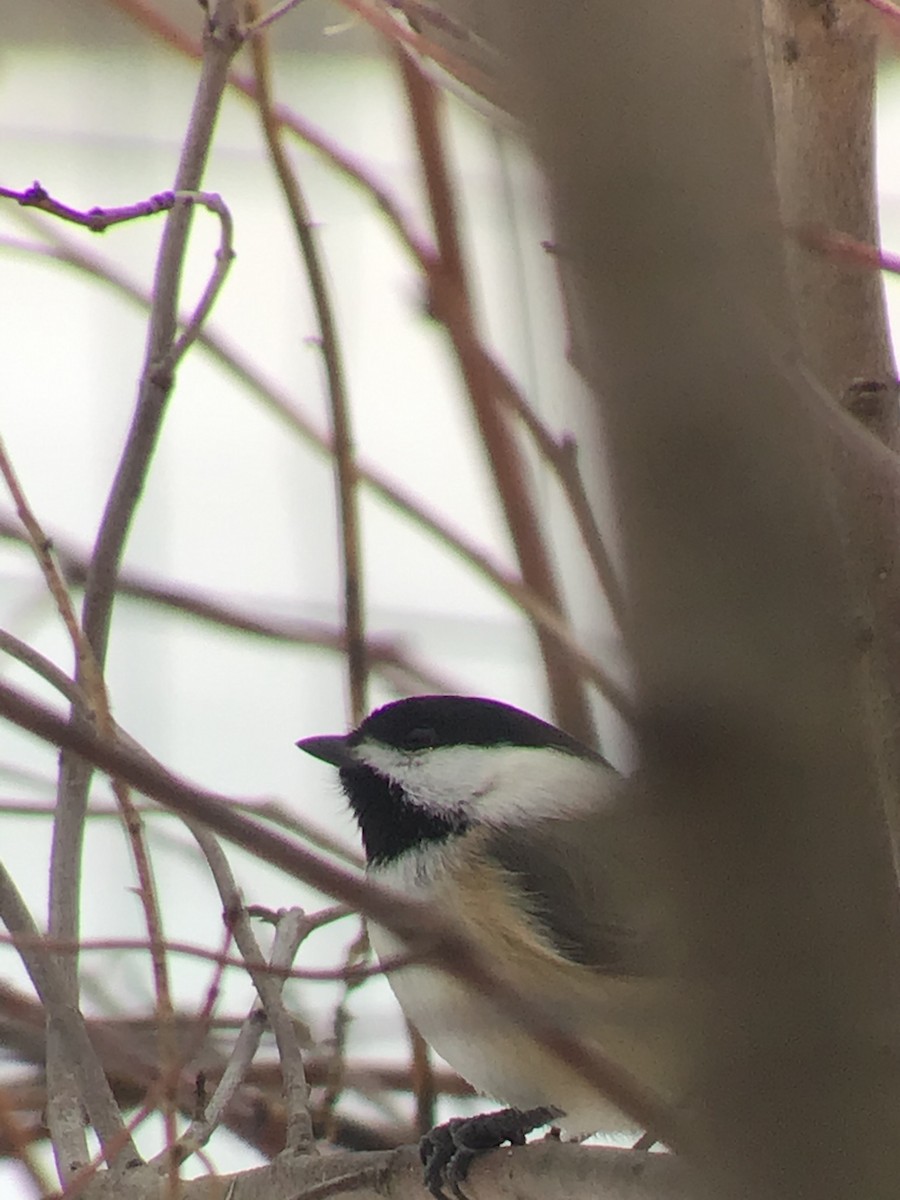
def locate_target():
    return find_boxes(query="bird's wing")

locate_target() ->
[479,807,668,978]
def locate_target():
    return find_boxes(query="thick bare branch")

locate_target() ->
[763,0,895,404]
[500,4,900,1200]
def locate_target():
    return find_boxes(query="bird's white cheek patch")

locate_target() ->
[469,748,618,825]
[355,741,617,824]
[356,743,493,816]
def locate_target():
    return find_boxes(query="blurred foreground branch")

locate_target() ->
[502,3,900,1199]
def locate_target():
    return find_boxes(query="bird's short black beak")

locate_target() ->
[296,733,357,769]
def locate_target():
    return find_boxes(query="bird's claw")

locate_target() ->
[419,1106,561,1200]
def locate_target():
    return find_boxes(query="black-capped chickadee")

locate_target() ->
[298,695,677,1194]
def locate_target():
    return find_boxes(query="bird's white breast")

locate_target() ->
[368,842,647,1136]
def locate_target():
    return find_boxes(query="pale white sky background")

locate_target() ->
[0,13,899,1190]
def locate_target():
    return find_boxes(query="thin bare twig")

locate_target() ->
[477,353,628,627]
[243,0,305,34]
[185,823,316,1156]
[269,911,323,1154]
[397,47,595,739]
[0,860,138,1163]
[0,1085,55,1196]
[795,224,900,275]
[0,181,184,229]
[248,14,368,723]
[107,0,500,109]
[0,508,453,697]
[166,916,237,1141]
[0,651,365,867]
[1,224,632,714]
[0,989,425,1159]
[0,931,400,984]
[408,1023,435,1136]
[146,918,238,1172]
[105,0,433,261]
[384,0,485,45]
[318,920,370,1139]
[0,439,105,711]
[0,628,83,707]
[333,0,502,105]
[81,98,241,669]
[169,1009,269,1166]
[165,191,235,366]
[230,800,363,866]
[861,0,900,24]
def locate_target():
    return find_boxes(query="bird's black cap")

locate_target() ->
[348,694,603,759]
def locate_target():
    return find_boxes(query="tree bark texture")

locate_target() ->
[498,3,900,1200]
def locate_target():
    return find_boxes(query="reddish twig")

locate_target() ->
[0,510,451,697]
[0,442,105,711]
[384,0,483,43]
[861,0,900,19]
[0,1085,55,1196]
[318,920,371,1139]
[243,0,305,33]
[328,0,502,105]
[396,47,595,740]
[0,181,184,230]
[796,224,900,275]
[478,354,629,627]
[0,935,398,983]
[104,0,434,264]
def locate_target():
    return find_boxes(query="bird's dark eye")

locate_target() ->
[403,726,437,751]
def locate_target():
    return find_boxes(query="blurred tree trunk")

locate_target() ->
[495,3,900,1200]
[763,0,896,402]
[762,1,900,867]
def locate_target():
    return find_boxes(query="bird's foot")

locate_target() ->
[419,1106,562,1200]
